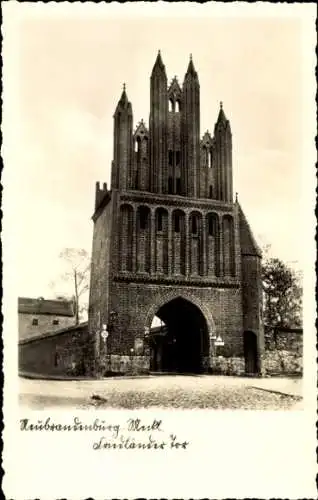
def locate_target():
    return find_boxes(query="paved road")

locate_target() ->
[19,375,302,410]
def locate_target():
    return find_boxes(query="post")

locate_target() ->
[130,348,134,374]
[101,324,109,376]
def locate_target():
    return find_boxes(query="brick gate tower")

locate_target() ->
[88,52,264,377]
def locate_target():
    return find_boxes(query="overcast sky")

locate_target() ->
[3,3,316,299]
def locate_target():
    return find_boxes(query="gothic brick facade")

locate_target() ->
[87,52,264,376]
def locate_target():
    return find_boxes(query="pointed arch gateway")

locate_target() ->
[146,295,213,374]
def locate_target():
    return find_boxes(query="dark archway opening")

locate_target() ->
[243,331,259,374]
[149,298,209,374]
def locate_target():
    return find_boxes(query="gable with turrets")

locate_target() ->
[87,51,264,378]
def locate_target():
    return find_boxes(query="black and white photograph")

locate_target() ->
[2,2,316,498]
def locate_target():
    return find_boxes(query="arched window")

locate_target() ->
[202,145,207,165]
[207,149,211,168]
[174,213,180,233]
[223,214,235,277]
[139,206,149,230]
[157,211,163,232]
[208,214,215,236]
[175,100,181,112]
[169,99,174,112]
[120,204,134,271]
[191,215,198,235]
[142,136,148,161]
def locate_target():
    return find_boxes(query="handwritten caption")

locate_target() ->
[20,417,189,451]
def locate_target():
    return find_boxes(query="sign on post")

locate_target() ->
[101,324,108,342]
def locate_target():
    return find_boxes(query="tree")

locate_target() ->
[50,248,90,325]
[262,256,303,329]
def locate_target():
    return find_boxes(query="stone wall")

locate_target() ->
[99,355,150,375]
[211,356,246,376]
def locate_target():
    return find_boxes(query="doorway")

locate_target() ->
[243,330,259,374]
[149,297,209,374]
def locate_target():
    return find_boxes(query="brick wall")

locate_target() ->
[19,324,89,376]
[87,196,114,374]
[19,313,75,342]
[107,281,244,358]
[87,186,265,375]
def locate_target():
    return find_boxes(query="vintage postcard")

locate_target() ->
[2,2,317,498]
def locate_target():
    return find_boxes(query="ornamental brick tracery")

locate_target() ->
[88,52,264,376]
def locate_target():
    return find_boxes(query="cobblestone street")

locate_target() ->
[19,375,302,410]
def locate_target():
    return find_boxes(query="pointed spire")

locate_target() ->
[114,83,132,115]
[217,101,227,123]
[186,54,197,76]
[151,49,166,76]
[215,101,231,133]
[119,83,128,105]
[184,53,199,84]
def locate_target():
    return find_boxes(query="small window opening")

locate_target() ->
[176,178,181,195]
[175,100,181,113]
[135,170,139,190]
[53,319,59,326]
[208,216,215,236]
[168,177,173,194]
[32,318,38,326]
[174,214,180,233]
[176,151,180,166]
[139,208,148,230]
[191,216,198,235]
[209,185,213,199]
[203,145,207,164]
[157,212,163,232]
[207,150,212,168]
[168,150,173,166]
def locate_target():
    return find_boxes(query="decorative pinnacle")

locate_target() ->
[185,53,198,80]
[152,49,165,74]
[235,192,238,202]
[123,83,126,91]
[220,101,223,109]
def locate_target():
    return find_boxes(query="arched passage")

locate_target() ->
[148,297,209,374]
[243,331,259,374]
